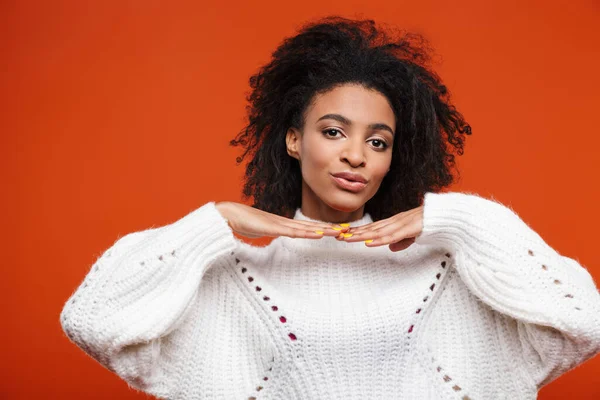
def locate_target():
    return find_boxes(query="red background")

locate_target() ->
[2,0,599,398]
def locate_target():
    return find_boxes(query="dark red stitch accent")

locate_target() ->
[430,283,435,291]
[408,324,414,333]
[436,273,441,279]
[441,261,446,268]
[235,258,240,264]
[528,249,534,256]
[263,377,268,381]
[241,267,247,273]
[239,263,299,352]
[542,265,548,270]
[416,308,421,314]
[423,296,429,302]
[256,386,263,391]
[158,255,163,261]
[565,294,574,298]
[445,253,451,257]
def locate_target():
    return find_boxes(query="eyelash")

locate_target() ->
[322,129,389,150]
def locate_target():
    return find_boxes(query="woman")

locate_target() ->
[60,16,600,399]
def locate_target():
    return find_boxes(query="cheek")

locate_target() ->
[300,135,335,176]
[301,154,332,193]
[367,155,392,188]
[374,156,392,178]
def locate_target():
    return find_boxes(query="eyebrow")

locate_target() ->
[316,113,395,136]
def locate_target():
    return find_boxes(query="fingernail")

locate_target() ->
[342,233,353,238]
[339,223,350,227]
[364,239,373,243]
[315,230,324,235]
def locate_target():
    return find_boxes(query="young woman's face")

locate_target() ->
[286,83,395,220]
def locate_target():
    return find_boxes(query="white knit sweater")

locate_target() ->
[60,191,600,399]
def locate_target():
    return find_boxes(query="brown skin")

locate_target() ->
[343,206,424,251]
[217,83,424,251]
[214,201,342,240]
[285,83,395,223]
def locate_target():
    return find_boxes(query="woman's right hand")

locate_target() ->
[215,201,344,240]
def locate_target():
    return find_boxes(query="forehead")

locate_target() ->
[305,84,395,125]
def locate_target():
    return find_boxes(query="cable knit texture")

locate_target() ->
[60,191,600,399]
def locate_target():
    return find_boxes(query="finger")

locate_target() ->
[268,215,340,236]
[282,220,342,237]
[291,218,353,232]
[275,225,342,240]
[325,224,363,239]
[389,237,416,252]
[342,220,388,235]
[364,223,421,247]
[343,222,392,238]
[364,228,411,247]
[344,215,403,235]
[341,220,400,242]
[347,208,420,235]
[347,218,420,246]
[344,211,421,242]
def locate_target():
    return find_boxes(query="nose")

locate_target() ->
[340,138,366,168]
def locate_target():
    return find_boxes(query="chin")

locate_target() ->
[323,195,366,213]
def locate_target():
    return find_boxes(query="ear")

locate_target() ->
[285,127,301,160]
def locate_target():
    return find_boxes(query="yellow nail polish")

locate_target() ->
[364,239,373,243]
[342,233,353,238]
[332,226,343,231]
[339,223,350,227]
[315,230,324,234]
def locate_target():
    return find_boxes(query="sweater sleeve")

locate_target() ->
[59,201,238,398]
[414,191,600,389]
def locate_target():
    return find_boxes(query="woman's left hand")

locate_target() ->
[337,205,424,252]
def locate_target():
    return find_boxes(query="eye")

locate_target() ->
[322,128,342,138]
[369,139,388,149]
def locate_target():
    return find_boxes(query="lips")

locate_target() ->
[331,172,367,183]
[331,172,368,193]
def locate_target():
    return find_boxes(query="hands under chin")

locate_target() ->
[215,201,424,252]
[334,205,424,252]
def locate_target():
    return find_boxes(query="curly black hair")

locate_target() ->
[230,15,472,221]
